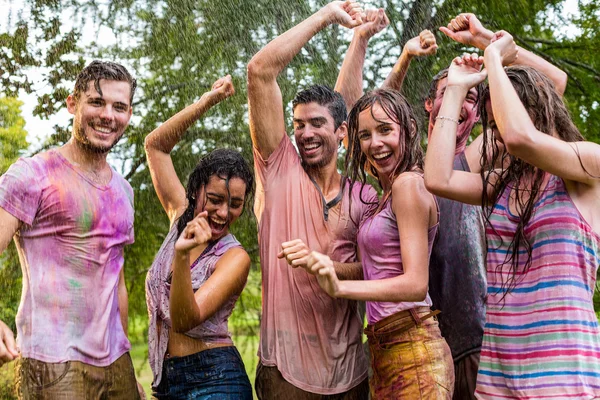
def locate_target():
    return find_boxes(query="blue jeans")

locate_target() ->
[152,346,252,400]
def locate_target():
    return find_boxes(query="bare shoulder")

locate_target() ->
[216,246,251,271]
[391,172,432,208]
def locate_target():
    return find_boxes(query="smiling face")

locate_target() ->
[195,175,247,241]
[426,77,479,153]
[293,102,343,169]
[357,103,405,179]
[67,79,132,154]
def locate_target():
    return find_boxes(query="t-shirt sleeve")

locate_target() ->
[0,158,42,225]
[253,134,300,190]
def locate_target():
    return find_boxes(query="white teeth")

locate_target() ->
[93,126,112,133]
[304,143,320,150]
[210,217,226,226]
[373,152,392,160]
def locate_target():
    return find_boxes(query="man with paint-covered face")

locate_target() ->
[247,1,388,398]
[0,61,144,399]
[383,13,568,399]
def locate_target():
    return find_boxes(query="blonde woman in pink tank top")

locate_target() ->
[305,89,454,398]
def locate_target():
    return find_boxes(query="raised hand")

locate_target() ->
[204,75,235,105]
[440,13,493,50]
[323,0,364,29]
[0,320,17,367]
[306,251,341,297]
[175,211,212,253]
[354,8,389,40]
[278,239,311,269]
[447,53,488,90]
[404,29,438,57]
[486,31,518,66]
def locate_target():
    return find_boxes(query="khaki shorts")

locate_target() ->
[15,352,140,400]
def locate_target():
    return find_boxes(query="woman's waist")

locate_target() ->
[167,329,233,358]
[367,296,432,325]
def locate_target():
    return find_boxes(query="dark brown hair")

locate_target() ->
[346,89,422,214]
[73,60,137,104]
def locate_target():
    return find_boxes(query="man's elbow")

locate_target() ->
[247,57,274,83]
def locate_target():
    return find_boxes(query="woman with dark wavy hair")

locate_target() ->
[425,33,600,399]
[305,88,454,398]
[144,75,253,399]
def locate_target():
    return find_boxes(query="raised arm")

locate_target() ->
[247,1,364,160]
[169,212,251,333]
[334,8,389,111]
[382,30,437,91]
[484,31,600,186]
[424,54,492,205]
[144,76,235,224]
[440,13,567,95]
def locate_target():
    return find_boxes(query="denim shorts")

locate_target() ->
[152,346,252,400]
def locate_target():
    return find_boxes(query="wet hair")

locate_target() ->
[73,60,137,104]
[346,89,422,214]
[292,85,347,131]
[480,65,584,298]
[176,148,254,236]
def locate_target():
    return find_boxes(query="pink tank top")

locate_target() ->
[358,189,437,325]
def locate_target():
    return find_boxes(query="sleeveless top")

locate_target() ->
[357,182,438,325]
[145,225,244,387]
[477,175,600,399]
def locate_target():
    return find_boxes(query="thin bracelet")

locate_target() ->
[435,116,459,124]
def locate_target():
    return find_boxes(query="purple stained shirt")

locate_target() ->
[145,227,244,388]
[0,150,134,366]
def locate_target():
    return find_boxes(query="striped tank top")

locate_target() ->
[477,175,600,399]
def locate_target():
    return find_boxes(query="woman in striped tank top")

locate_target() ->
[425,31,600,399]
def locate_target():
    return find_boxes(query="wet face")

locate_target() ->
[293,102,342,169]
[67,79,132,154]
[357,103,404,179]
[426,77,479,152]
[195,175,246,241]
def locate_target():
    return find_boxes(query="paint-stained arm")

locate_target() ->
[335,8,389,111]
[117,268,129,337]
[144,76,235,225]
[440,13,568,95]
[169,212,250,333]
[247,1,364,160]
[484,32,600,186]
[382,30,438,91]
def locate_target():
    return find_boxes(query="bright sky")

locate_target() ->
[1,0,582,150]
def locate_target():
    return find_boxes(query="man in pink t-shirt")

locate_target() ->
[0,61,143,399]
[247,2,383,398]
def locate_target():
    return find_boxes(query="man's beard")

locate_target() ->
[300,140,337,169]
[74,124,123,154]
